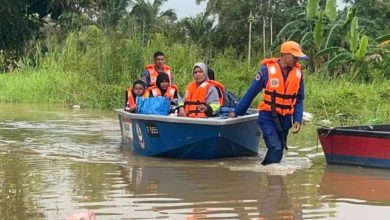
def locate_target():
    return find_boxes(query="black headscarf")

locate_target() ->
[156,72,170,91]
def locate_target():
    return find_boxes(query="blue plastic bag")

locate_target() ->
[218,107,235,117]
[136,96,171,116]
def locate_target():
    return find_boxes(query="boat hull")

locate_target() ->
[317,125,390,168]
[117,110,261,159]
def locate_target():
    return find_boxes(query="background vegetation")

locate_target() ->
[0,0,389,126]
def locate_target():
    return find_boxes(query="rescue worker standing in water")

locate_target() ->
[229,41,307,165]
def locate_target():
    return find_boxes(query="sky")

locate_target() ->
[160,0,347,20]
[160,0,207,19]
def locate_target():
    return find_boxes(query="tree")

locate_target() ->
[0,0,136,54]
[195,0,310,57]
[0,0,46,53]
[342,0,390,33]
[129,0,177,41]
[95,0,133,31]
[181,14,214,47]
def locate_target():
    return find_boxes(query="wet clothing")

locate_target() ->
[234,59,304,165]
[142,64,172,88]
[258,58,302,115]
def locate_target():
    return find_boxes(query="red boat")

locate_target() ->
[317,125,390,168]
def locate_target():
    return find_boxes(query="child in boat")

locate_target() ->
[124,80,146,112]
[146,72,179,100]
[146,72,180,114]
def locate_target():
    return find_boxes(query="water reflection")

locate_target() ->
[318,165,390,219]
[0,155,45,219]
[1,104,389,219]
[117,164,303,219]
[320,165,390,204]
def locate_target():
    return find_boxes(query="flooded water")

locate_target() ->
[0,104,389,220]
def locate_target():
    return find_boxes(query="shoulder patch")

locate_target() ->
[255,73,261,81]
[270,78,279,88]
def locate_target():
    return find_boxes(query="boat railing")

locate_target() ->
[115,109,259,126]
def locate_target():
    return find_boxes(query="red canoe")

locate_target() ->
[317,125,390,168]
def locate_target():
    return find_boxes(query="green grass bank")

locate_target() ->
[1,31,389,126]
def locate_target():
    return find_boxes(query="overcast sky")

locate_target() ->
[160,0,207,19]
[160,0,347,20]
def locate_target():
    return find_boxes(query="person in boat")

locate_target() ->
[146,72,179,101]
[178,62,225,118]
[206,67,238,109]
[229,41,307,165]
[124,80,146,112]
[142,51,173,89]
[207,67,215,80]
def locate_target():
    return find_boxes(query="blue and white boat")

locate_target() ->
[116,109,261,159]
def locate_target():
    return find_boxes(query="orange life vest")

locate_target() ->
[184,80,225,118]
[148,85,177,100]
[258,58,302,116]
[126,88,136,109]
[145,64,172,87]
[208,80,225,106]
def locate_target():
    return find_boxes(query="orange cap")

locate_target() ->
[280,41,308,60]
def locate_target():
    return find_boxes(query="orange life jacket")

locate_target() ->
[258,58,302,116]
[208,80,225,106]
[148,85,177,100]
[184,80,225,118]
[126,88,136,109]
[145,64,172,87]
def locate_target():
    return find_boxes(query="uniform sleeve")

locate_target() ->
[293,76,305,123]
[234,66,268,116]
[206,86,221,115]
[141,70,150,88]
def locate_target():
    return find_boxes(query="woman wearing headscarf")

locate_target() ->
[178,62,225,118]
[146,72,179,100]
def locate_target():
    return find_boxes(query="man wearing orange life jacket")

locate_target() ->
[124,80,146,112]
[178,62,225,118]
[142,51,173,89]
[229,41,307,165]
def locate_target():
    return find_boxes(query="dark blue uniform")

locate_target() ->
[234,63,304,165]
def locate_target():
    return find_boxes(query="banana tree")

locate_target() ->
[275,0,382,75]
[317,18,390,80]
[274,0,338,72]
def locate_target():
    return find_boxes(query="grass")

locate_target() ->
[1,30,390,126]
